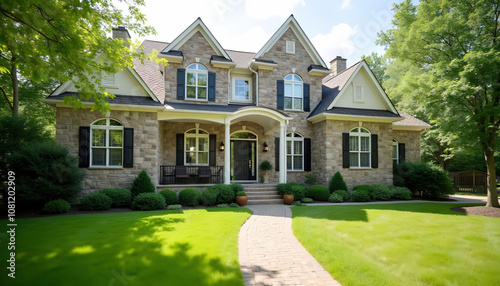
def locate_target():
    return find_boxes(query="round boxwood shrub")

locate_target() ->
[179,188,202,206]
[397,162,455,198]
[99,188,132,207]
[130,170,156,197]
[131,193,166,211]
[350,190,371,202]
[231,183,244,196]
[307,185,330,201]
[329,171,348,193]
[353,185,370,192]
[333,190,349,201]
[159,189,177,205]
[301,197,313,203]
[392,187,412,200]
[43,199,71,214]
[328,193,343,203]
[79,192,112,210]
[290,184,306,201]
[201,187,219,206]
[217,185,236,204]
[369,184,392,201]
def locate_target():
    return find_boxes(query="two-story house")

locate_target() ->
[44,15,430,193]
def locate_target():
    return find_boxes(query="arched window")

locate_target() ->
[284,74,303,110]
[186,64,208,100]
[393,139,399,166]
[91,119,123,167]
[286,132,304,171]
[185,127,209,165]
[349,127,371,168]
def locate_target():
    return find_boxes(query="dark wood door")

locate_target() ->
[232,140,256,181]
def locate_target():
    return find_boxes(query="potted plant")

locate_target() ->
[283,190,294,205]
[259,160,272,183]
[235,191,248,207]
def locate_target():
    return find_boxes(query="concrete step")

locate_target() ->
[246,195,282,200]
[246,199,284,205]
[246,190,278,194]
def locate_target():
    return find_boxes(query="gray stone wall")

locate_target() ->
[393,130,422,162]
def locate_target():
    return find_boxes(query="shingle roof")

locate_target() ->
[393,111,431,128]
[226,50,256,69]
[133,40,169,103]
[323,107,401,118]
[45,92,165,107]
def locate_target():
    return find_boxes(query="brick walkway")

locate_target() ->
[239,205,341,286]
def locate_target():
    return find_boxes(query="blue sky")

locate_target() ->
[124,0,401,67]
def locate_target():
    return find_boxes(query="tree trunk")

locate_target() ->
[10,55,19,117]
[484,148,499,208]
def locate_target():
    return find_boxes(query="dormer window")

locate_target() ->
[186,64,208,100]
[286,41,295,54]
[232,76,252,103]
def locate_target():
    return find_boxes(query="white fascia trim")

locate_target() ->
[158,54,183,64]
[211,60,236,69]
[162,18,231,60]
[50,81,71,96]
[250,60,277,71]
[308,68,331,77]
[254,15,327,68]
[307,113,403,124]
[127,67,160,102]
[392,125,432,131]
[231,107,291,122]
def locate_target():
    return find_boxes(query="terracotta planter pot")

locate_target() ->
[236,196,248,207]
[283,194,294,205]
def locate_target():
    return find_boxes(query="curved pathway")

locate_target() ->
[238,205,341,286]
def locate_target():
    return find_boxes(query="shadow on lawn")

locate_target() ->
[4,210,246,286]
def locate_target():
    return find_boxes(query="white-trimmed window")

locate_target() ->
[393,139,399,165]
[91,119,123,167]
[286,132,303,171]
[185,127,209,165]
[284,74,303,111]
[186,64,208,100]
[349,127,371,168]
[232,76,252,103]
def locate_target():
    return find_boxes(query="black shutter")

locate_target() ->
[304,138,311,171]
[371,134,378,168]
[398,143,406,163]
[79,127,90,168]
[342,133,349,168]
[208,72,216,102]
[176,134,184,166]
[277,80,284,110]
[209,134,216,166]
[275,137,280,171]
[123,128,134,168]
[303,83,310,111]
[177,68,185,100]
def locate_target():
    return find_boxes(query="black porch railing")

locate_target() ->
[159,165,224,185]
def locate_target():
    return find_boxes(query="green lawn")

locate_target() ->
[1,208,251,286]
[292,203,500,286]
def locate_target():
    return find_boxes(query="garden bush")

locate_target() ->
[397,162,455,198]
[217,204,229,208]
[369,184,392,201]
[201,187,219,206]
[231,183,244,196]
[43,199,71,214]
[229,203,240,208]
[329,171,348,193]
[391,187,412,200]
[179,188,201,206]
[131,193,166,211]
[353,185,370,192]
[216,185,235,204]
[277,182,306,201]
[292,201,306,206]
[7,142,84,208]
[301,197,313,203]
[328,193,343,203]
[79,192,112,211]
[333,190,349,201]
[304,173,317,186]
[349,190,371,202]
[159,189,177,205]
[307,185,330,201]
[167,204,182,210]
[130,170,155,197]
[236,191,246,196]
[99,188,132,207]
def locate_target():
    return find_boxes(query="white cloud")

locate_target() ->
[312,23,357,63]
[245,0,305,20]
[340,0,352,10]
[217,25,271,52]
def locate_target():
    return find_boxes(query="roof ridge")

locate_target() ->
[142,39,170,45]
[225,49,256,54]
[322,60,362,84]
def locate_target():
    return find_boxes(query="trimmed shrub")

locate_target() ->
[307,185,330,201]
[217,204,229,208]
[217,185,236,204]
[333,190,349,201]
[329,171,348,193]
[43,199,71,214]
[353,185,370,192]
[276,183,287,195]
[159,189,177,205]
[292,201,305,206]
[231,183,244,196]
[369,184,392,201]
[236,191,246,196]
[201,187,218,206]
[167,204,182,210]
[79,192,112,211]
[350,190,371,202]
[99,188,132,207]
[130,170,155,197]
[304,173,317,186]
[131,193,166,211]
[397,162,455,198]
[393,174,405,187]
[229,203,240,208]
[277,182,306,201]
[328,193,343,203]
[179,188,201,206]
[392,187,412,200]
[301,197,313,203]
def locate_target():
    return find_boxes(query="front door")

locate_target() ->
[231,140,256,181]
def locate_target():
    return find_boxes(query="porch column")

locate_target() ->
[224,118,231,184]
[279,122,287,183]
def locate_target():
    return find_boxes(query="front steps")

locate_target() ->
[243,184,283,205]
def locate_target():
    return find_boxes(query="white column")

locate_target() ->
[224,118,231,184]
[279,122,287,183]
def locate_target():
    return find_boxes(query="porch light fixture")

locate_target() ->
[219,142,225,151]
[263,142,269,152]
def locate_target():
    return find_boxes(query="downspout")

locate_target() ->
[228,67,234,104]
[248,65,258,106]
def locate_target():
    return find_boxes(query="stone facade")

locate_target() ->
[393,130,422,162]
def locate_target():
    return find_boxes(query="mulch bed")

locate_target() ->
[450,206,500,218]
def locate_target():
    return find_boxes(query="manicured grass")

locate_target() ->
[1,208,251,286]
[292,203,500,286]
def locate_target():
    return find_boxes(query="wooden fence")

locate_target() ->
[450,170,488,193]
